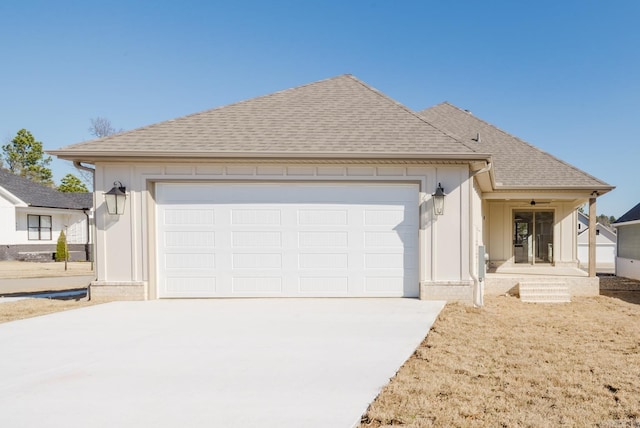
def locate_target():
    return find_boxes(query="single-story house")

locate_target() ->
[577,211,616,273]
[0,168,93,261]
[612,202,640,281]
[50,75,613,303]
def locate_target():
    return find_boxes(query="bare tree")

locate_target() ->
[77,117,124,188]
[89,117,122,138]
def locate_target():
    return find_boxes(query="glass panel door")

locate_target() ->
[513,210,553,264]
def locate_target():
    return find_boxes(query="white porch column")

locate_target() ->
[588,197,597,277]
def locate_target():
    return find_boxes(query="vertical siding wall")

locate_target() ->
[94,162,473,298]
[486,200,578,268]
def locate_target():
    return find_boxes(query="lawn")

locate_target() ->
[360,290,640,427]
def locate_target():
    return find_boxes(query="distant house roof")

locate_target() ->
[0,169,92,210]
[50,75,488,162]
[577,211,617,238]
[419,102,612,190]
[614,202,640,225]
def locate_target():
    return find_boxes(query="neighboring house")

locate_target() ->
[612,202,640,281]
[0,168,93,261]
[50,75,613,303]
[577,211,616,273]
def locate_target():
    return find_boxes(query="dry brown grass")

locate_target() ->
[0,297,103,324]
[0,261,93,279]
[360,293,640,427]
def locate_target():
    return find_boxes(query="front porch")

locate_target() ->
[485,265,599,301]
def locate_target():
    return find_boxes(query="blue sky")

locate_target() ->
[1,0,638,217]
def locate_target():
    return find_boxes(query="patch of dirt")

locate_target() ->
[600,275,640,291]
[360,292,640,427]
[0,297,105,324]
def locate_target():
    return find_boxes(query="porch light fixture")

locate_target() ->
[104,181,127,215]
[432,183,446,216]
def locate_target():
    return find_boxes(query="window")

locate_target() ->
[28,215,52,240]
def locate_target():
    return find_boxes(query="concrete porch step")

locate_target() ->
[519,281,570,303]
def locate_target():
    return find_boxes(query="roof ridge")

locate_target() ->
[438,102,612,188]
[345,76,477,152]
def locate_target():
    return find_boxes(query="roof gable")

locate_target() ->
[0,169,91,210]
[614,202,640,224]
[52,75,478,159]
[419,102,612,190]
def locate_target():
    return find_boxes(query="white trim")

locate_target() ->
[0,186,27,207]
[613,219,640,227]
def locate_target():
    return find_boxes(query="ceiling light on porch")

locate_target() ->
[104,181,127,215]
[432,183,446,216]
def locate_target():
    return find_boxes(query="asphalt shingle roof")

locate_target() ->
[0,169,92,210]
[53,75,475,157]
[52,75,611,192]
[419,102,612,189]
[614,202,640,224]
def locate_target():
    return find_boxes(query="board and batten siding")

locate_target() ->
[91,162,474,300]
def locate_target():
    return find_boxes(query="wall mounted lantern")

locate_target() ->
[104,181,127,215]
[432,183,446,216]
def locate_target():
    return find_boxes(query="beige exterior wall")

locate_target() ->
[92,162,476,300]
[485,200,579,269]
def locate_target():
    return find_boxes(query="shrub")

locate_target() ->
[55,230,68,262]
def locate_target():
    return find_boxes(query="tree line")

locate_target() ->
[0,118,120,193]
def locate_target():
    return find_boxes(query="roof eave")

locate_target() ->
[48,150,493,163]
[613,219,640,227]
[0,186,28,207]
[494,184,615,193]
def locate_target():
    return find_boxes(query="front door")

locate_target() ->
[513,210,554,264]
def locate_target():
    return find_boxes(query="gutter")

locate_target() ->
[469,161,492,178]
[49,150,493,162]
[73,161,95,174]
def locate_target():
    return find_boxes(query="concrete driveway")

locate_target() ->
[0,298,444,428]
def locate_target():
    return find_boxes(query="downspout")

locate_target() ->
[470,161,492,179]
[74,161,95,270]
[468,162,491,308]
[73,161,95,175]
[83,209,92,269]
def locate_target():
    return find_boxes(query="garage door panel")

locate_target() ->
[164,231,215,247]
[299,277,349,294]
[231,209,281,225]
[166,277,216,294]
[232,277,282,293]
[365,277,404,294]
[232,231,282,247]
[157,182,418,298]
[298,253,349,269]
[232,253,282,269]
[165,253,216,269]
[298,231,348,247]
[164,208,215,225]
[298,209,348,225]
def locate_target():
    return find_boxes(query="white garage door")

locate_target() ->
[156,182,418,298]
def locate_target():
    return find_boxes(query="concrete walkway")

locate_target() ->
[0,298,444,428]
